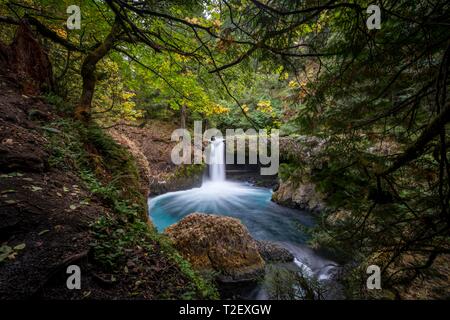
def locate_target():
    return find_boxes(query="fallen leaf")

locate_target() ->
[0,245,12,254]
[1,189,15,194]
[14,243,26,250]
[38,229,49,236]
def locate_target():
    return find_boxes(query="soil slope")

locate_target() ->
[0,73,214,299]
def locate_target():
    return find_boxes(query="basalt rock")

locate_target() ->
[164,213,265,283]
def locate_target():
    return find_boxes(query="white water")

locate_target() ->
[208,138,226,182]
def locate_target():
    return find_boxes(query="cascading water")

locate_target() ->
[208,138,226,182]
[148,137,340,299]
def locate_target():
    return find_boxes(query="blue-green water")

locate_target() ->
[148,181,314,244]
[148,180,340,299]
[149,138,339,298]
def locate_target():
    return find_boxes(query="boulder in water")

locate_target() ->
[164,213,265,283]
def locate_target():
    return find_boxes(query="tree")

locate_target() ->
[1,0,359,125]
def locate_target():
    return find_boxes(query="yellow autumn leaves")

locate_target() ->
[210,104,230,115]
[93,60,142,121]
[256,100,273,114]
[241,100,273,115]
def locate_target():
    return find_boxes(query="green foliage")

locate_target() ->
[0,243,26,263]
[154,235,219,300]
[212,72,286,130]
[44,118,146,210]
[265,265,326,300]
[172,164,205,179]
[278,163,300,182]
[3,0,449,299]
[281,0,450,297]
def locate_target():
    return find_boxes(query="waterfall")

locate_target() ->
[208,138,226,182]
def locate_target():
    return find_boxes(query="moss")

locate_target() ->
[172,163,205,179]
[154,234,219,299]
[44,119,146,214]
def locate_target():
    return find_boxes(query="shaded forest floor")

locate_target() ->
[0,73,216,299]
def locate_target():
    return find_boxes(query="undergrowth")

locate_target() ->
[43,118,218,299]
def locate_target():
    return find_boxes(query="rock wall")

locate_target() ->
[106,122,204,196]
[108,128,152,197]
[272,135,328,212]
[272,180,326,212]
[272,134,402,213]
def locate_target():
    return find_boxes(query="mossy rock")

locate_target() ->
[165,213,265,283]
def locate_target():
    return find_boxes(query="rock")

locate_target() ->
[326,209,352,225]
[108,128,151,197]
[28,109,50,121]
[256,240,294,263]
[0,123,48,173]
[165,213,265,282]
[272,180,325,212]
[273,135,328,212]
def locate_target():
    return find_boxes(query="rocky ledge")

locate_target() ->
[272,180,326,212]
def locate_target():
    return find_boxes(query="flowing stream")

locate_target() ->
[148,138,340,299]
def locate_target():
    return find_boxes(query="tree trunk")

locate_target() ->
[75,19,121,122]
[0,22,53,95]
